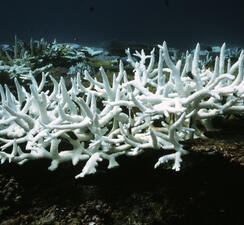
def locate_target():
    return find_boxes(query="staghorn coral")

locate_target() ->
[0,41,244,178]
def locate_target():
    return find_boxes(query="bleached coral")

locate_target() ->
[0,42,244,178]
[0,36,88,80]
[67,62,92,76]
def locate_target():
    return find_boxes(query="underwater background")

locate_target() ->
[1,0,244,49]
[0,1,244,225]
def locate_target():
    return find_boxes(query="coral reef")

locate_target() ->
[0,36,95,80]
[0,41,243,178]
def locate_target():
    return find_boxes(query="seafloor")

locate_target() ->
[0,41,244,225]
[0,129,243,225]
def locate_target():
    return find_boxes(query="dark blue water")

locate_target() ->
[0,0,244,49]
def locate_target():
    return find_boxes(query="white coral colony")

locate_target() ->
[0,42,243,178]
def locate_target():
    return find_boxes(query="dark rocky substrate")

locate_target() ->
[0,124,244,225]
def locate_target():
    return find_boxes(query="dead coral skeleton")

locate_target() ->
[0,41,244,178]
